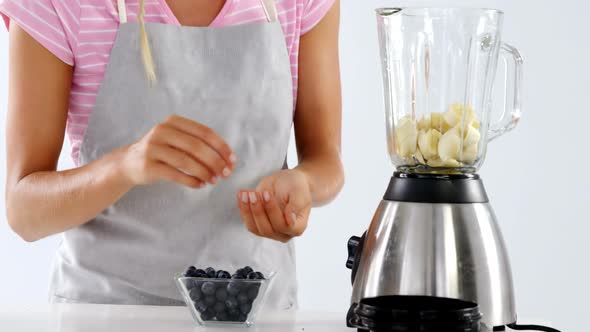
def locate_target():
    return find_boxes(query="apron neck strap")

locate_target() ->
[117,0,128,23]
[260,0,278,22]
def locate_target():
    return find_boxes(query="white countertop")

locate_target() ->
[0,304,352,332]
[0,304,551,332]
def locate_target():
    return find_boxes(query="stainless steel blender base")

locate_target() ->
[349,200,517,328]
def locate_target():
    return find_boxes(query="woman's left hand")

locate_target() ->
[237,169,312,243]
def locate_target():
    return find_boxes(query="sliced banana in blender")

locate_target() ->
[457,123,480,164]
[429,112,452,133]
[414,148,426,164]
[418,115,430,131]
[427,158,444,167]
[443,159,461,167]
[418,113,451,133]
[395,116,418,157]
[418,128,442,160]
[461,143,478,164]
[398,104,482,168]
[444,103,476,128]
[473,120,481,130]
[461,124,481,147]
[438,127,462,162]
[427,158,460,168]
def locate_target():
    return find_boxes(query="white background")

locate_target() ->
[0,0,588,331]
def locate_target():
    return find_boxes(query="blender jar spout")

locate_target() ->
[376,8,403,16]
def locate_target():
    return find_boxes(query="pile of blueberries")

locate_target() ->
[182,266,266,322]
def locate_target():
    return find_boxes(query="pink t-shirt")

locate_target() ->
[0,0,335,164]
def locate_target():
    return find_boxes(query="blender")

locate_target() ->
[345,7,559,332]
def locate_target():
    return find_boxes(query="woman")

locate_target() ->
[1,0,343,309]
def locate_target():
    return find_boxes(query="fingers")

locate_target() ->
[150,124,231,180]
[247,192,274,236]
[281,193,310,237]
[148,144,217,185]
[261,190,290,231]
[264,191,307,237]
[249,192,291,243]
[150,162,205,189]
[237,191,260,236]
[165,115,236,166]
[128,115,238,188]
[238,191,291,243]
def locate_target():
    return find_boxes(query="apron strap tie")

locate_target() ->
[260,0,278,22]
[117,0,128,23]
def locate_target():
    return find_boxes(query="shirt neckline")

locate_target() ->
[156,0,235,27]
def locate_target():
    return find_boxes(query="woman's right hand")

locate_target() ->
[119,115,237,189]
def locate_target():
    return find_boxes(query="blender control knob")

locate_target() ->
[346,236,361,269]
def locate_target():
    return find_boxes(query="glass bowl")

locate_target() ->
[175,271,276,327]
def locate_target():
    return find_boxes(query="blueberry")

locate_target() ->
[238,313,248,322]
[237,292,249,304]
[204,295,216,306]
[216,310,229,321]
[247,271,258,280]
[214,301,226,313]
[195,269,207,278]
[247,285,259,300]
[255,272,265,280]
[227,281,241,295]
[243,266,254,275]
[184,266,197,277]
[201,281,216,296]
[215,287,228,301]
[183,279,195,290]
[194,281,204,292]
[235,268,244,276]
[228,308,240,321]
[216,270,231,279]
[194,301,208,314]
[189,287,202,301]
[240,302,252,315]
[232,273,244,279]
[200,309,214,321]
[225,296,238,310]
[205,267,216,278]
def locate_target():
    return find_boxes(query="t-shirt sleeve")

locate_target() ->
[0,0,79,65]
[300,0,336,35]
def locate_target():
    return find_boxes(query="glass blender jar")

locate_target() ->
[377,8,523,174]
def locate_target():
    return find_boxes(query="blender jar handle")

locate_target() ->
[488,43,524,141]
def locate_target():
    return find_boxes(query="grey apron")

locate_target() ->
[49,0,296,309]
